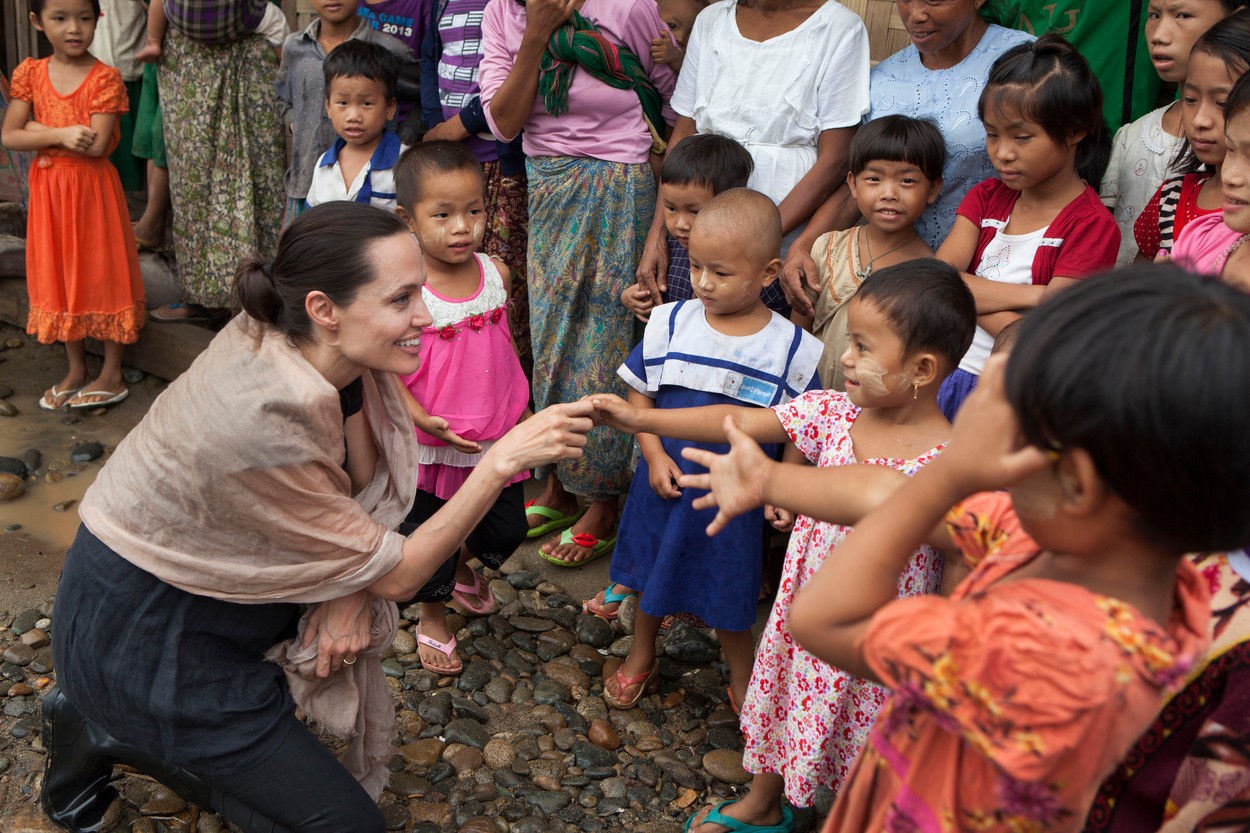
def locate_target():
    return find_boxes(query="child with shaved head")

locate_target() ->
[595,188,825,711]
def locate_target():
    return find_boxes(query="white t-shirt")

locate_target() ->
[671,0,869,206]
[959,224,1046,375]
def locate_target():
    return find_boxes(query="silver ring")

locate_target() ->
[343,656,357,665]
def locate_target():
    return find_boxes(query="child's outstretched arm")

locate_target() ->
[396,374,483,455]
[589,393,790,446]
[788,357,1049,680]
[678,416,927,538]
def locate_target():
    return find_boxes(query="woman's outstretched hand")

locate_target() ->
[487,400,595,478]
[302,590,374,679]
[678,416,772,536]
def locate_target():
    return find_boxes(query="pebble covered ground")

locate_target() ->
[0,560,833,833]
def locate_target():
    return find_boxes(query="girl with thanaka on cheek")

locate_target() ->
[592,258,977,833]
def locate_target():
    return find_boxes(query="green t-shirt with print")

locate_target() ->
[983,0,1160,132]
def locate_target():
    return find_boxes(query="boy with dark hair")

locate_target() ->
[306,39,406,213]
[623,133,785,321]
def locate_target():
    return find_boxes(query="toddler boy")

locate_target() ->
[624,134,790,321]
[276,0,411,223]
[306,39,407,212]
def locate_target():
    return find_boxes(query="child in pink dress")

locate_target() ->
[392,142,530,676]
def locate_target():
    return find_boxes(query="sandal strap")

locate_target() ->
[614,663,655,692]
[602,583,637,606]
[416,631,457,657]
[453,570,482,596]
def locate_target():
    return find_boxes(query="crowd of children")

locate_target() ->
[6,0,1250,829]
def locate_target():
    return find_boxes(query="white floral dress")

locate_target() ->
[741,390,944,806]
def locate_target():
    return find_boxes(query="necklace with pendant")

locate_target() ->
[855,226,918,281]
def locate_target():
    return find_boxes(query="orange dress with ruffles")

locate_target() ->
[10,58,144,344]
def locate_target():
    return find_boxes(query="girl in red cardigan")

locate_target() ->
[936,34,1118,420]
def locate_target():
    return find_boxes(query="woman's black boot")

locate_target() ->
[41,687,214,831]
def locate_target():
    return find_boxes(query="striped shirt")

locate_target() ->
[306,130,407,213]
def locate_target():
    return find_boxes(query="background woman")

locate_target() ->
[781,0,1033,314]
[41,203,595,833]
[479,0,677,566]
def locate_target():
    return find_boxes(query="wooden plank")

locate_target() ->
[0,275,215,381]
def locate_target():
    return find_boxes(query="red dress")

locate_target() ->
[10,58,144,344]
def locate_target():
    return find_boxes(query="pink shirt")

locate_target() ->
[479,0,676,164]
[1173,212,1247,277]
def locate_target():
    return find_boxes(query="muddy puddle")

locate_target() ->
[0,391,136,549]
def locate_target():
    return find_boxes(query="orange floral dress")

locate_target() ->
[10,58,144,344]
[822,492,1210,833]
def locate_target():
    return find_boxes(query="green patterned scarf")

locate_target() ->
[538,10,667,154]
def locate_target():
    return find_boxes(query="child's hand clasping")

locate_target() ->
[621,283,656,323]
[679,416,772,536]
[58,125,96,153]
[765,504,795,532]
[586,393,640,434]
[938,355,1050,495]
[647,452,683,499]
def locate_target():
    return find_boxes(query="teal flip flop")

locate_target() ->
[683,802,794,833]
[584,582,639,620]
[539,528,616,568]
[525,500,586,539]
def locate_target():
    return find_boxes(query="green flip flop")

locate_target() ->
[538,528,616,568]
[524,500,586,539]
[683,802,794,833]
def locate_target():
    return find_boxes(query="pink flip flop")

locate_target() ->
[450,569,495,616]
[416,628,463,676]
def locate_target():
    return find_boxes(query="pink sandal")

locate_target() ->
[416,628,463,676]
[450,569,495,616]
[603,662,659,709]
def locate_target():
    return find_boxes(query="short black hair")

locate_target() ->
[980,34,1110,187]
[29,0,100,19]
[854,258,976,371]
[323,39,400,101]
[849,115,946,182]
[661,133,754,195]
[395,140,483,211]
[1006,264,1250,553]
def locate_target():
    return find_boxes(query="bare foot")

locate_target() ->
[526,477,580,533]
[540,500,618,564]
[40,371,87,409]
[686,799,786,833]
[416,605,462,674]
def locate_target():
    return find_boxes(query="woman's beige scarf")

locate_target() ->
[80,314,420,797]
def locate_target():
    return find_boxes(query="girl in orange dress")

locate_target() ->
[1,0,144,410]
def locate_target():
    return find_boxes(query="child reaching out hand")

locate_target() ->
[594,189,823,713]
[390,142,532,676]
[687,265,1248,833]
[592,258,977,832]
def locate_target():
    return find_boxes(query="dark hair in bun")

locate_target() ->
[234,202,409,340]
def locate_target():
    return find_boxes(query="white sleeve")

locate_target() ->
[256,3,292,47]
[670,5,713,119]
[815,15,870,130]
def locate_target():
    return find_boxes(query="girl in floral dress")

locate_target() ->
[594,259,978,833]
[391,142,531,676]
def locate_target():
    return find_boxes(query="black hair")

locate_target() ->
[29,0,101,20]
[990,318,1022,355]
[1006,264,1250,553]
[661,133,754,194]
[1172,10,1250,174]
[979,34,1111,188]
[395,141,483,211]
[849,115,947,182]
[235,202,409,341]
[854,258,976,370]
[1229,69,1250,128]
[323,39,401,102]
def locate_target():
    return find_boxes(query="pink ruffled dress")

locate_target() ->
[401,253,530,499]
